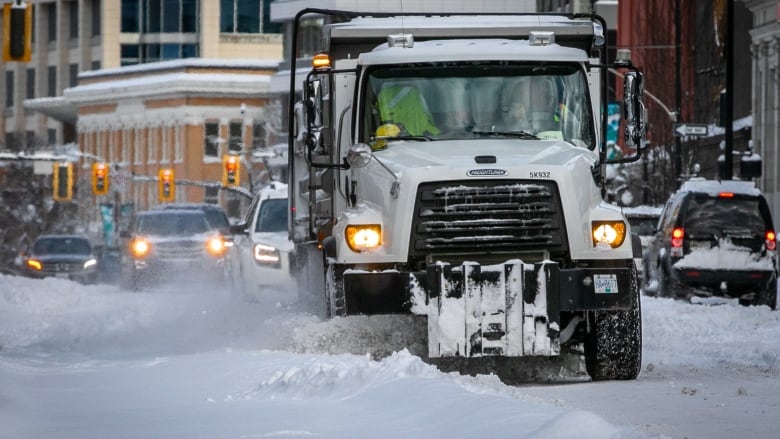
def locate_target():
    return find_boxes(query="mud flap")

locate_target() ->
[426,261,560,358]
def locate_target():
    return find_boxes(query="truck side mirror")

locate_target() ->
[306,77,323,129]
[623,71,646,149]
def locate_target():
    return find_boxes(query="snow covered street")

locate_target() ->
[1,274,778,438]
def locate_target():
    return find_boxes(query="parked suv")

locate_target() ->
[121,209,229,290]
[227,182,294,300]
[644,179,777,309]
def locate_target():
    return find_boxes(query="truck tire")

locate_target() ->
[325,262,347,317]
[584,262,642,381]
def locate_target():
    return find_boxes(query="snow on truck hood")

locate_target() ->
[372,139,597,172]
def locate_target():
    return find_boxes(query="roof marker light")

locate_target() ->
[312,53,331,69]
[718,192,734,198]
[529,31,555,46]
[387,33,413,48]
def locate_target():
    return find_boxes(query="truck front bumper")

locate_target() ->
[341,259,634,358]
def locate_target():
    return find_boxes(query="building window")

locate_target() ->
[91,60,101,70]
[69,64,78,87]
[221,0,261,33]
[121,45,140,66]
[47,66,57,97]
[204,186,219,204]
[26,69,35,100]
[69,3,78,39]
[6,72,14,108]
[134,127,143,164]
[204,122,219,157]
[92,0,101,36]
[48,4,57,42]
[229,121,242,152]
[252,122,266,149]
[48,129,56,145]
[122,0,140,32]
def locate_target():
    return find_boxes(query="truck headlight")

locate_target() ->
[346,224,382,252]
[592,221,627,248]
[83,258,98,270]
[130,238,151,259]
[26,259,42,271]
[205,236,228,257]
[253,243,281,267]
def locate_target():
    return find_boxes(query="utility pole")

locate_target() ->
[674,0,682,187]
[723,0,734,180]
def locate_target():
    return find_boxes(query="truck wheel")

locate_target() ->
[325,263,347,317]
[584,262,642,381]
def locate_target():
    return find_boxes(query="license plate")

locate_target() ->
[594,274,618,294]
[689,240,711,250]
[55,273,69,279]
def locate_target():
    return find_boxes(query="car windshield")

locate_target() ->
[33,237,91,255]
[362,63,595,149]
[203,210,229,229]
[255,198,288,233]
[136,213,211,236]
[684,196,767,235]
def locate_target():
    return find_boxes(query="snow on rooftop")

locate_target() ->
[79,58,282,79]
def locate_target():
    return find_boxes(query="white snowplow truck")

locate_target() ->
[288,9,647,381]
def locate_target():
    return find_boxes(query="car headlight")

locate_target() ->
[26,259,42,271]
[345,224,382,252]
[83,258,98,269]
[592,221,627,248]
[130,238,151,259]
[253,243,281,267]
[205,236,228,257]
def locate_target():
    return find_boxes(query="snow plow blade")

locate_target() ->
[425,261,560,358]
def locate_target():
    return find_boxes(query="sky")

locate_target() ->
[1,274,779,439]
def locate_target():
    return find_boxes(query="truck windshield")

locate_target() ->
[363,63,595,149]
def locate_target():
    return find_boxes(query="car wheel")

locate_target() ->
[584,261,642,381]
[739,278,777,310]
[658,262,685,299]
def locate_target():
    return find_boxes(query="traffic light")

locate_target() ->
[158,168,175,202]
[92,162,110,195]
[52,162,73,202]
[222,154,240,187]
[3,1,32,62]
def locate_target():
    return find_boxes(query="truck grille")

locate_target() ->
[409,180,567,262]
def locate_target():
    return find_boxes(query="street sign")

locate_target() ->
[674,123,709,137]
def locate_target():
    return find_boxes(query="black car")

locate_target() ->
[120,209,229,290]
[644,179,777,309]
[22,234,99,284]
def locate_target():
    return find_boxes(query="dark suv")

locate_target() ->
[644,179,777,309]
[120,209,229,290]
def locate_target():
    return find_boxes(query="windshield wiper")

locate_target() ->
[472,130,540,140]
[373,135,433,142]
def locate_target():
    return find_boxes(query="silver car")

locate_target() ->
[227,182,294,301]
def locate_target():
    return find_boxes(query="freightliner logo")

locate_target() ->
[467,169,507,177]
